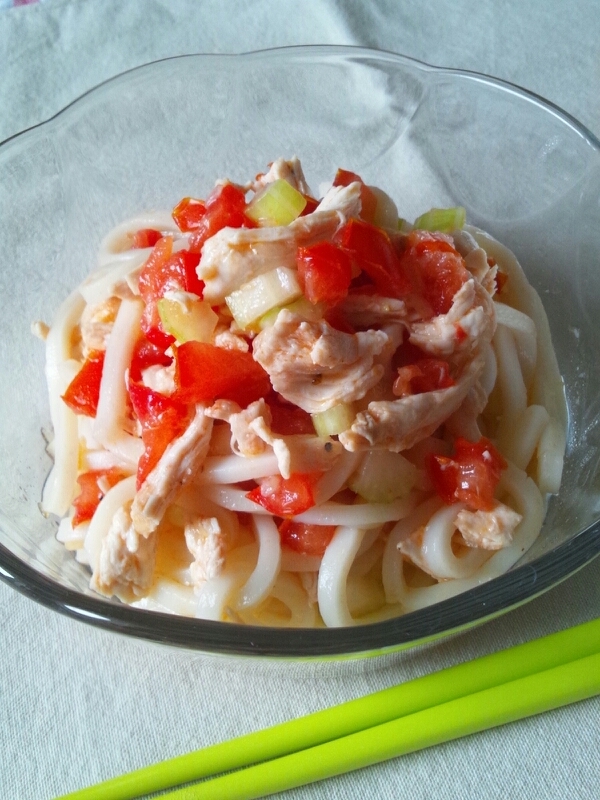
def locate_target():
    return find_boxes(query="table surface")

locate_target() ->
[1,2,600,798]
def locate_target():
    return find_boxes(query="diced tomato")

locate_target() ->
[278,520,336,556]
[426,437,507,511]
[266,394,315,435]
[173,341,271,408]
[333,168,378,222]
[129,335,173,383]
[130,228,163,249]
[300,195,320,216]
[393,359,455,397]
[323,305,355,334]
[72,468,125,527]
[396,230,469,316]
[296,241,352,305]
[187,183,256,253]
[61,351,105,417]
[129,382,193,488]
[246,472,318,517]
[172,197,207,232]
[138,237,204,347]
[335,219,412,299]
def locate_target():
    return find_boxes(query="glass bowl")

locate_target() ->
[1,46,600,659]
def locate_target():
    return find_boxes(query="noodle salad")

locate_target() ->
[35,157,566,627]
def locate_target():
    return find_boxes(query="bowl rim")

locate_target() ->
[1,44,599,151]
[2,44,600,658]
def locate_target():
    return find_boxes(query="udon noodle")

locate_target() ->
[36,157,566,627]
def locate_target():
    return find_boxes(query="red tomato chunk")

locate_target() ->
[397,230,469,316]
[335,219,412,299]
[332,168,378,222]
[61,351,105,417]
[187,184,256,253]
[246,473,318,517]
[278,520,336,556]
[129,382,193,489]
[72,468,125,527]
[130,228,163,249]
[427,437,507,511]
[173,341,272,408]
[296,241,352,305]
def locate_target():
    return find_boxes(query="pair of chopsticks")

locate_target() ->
[58,616,600,800]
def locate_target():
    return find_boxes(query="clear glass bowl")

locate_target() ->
[1,46,600,659]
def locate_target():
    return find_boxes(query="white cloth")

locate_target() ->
[1,2,599,798]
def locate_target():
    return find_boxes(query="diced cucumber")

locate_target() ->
[413,206,466,233]
[225,267,303,330]
[245,179,307,226]
[157,293,219,343]
[311,402,355,438]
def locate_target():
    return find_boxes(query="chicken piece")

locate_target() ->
[198,182,361,303]
[336,294,409,329]
[408,278,496,360]
[207,398,272,457]
[396,525,430,575]
[185,516,227,585]
[339,350,485,452]
[452,229,498,298]
[252,309,389,414]
[92,505,157,601]
[444,379,489,441]
[131,405,213,536]
[248,156,313,196]
[455,502,522,550]
[212,325,250,353]
[80,296,121,355]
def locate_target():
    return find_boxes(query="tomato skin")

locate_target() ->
[187,184,256,253]
[246,473,317,517]
[333,168,378,222]
[296,241,352,305]
[61,351,105,417]
[299,195,319,216]
[131,228,163,249]
[426,437,507,511]
[72,468,125,527]
[172,197,207,232]
[397,230,469,316]
[173,341,272,408]
[393,359,455,397]
[129,382,193,488]
[335,219,412,299]
[278,520,336,556]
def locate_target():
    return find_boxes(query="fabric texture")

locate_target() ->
[1,2,599,798]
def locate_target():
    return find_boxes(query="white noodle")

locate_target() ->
[42,290,86,516]
[197,453,280,484]
[93,298,145,466]
[234,515,281,610]
[318,526,367,627]
[420,503,489,580]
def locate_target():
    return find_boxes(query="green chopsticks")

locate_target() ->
[57,617,600,800]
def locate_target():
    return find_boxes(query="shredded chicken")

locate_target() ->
[207,398,272,457]
[252,309,389,414]
[92,504,157,601]
[198,182,361,303]
[455,502,522,550]
[339,351,485,452]
[185,516,228,585]
[131,405,213,536]
[247,156,313,196]
[80,296,121,355]
[336,294,409,329]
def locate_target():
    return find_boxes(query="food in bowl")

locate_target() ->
[35,156,566,628]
